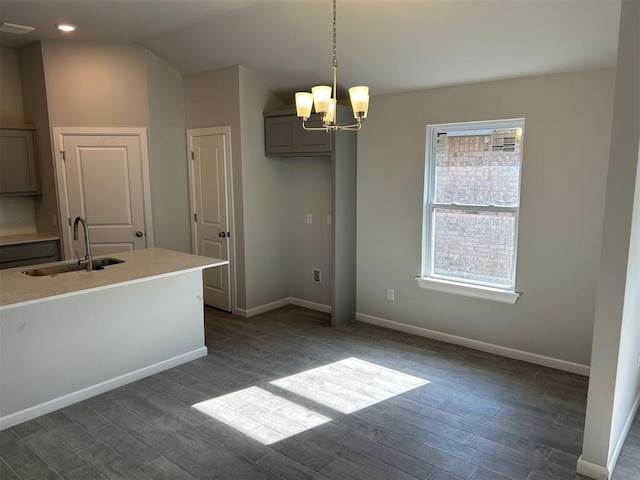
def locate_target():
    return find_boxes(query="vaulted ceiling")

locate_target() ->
[0,0,621,98]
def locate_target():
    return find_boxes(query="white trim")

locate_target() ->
[607,389,640,477]
[355,312,590,376]
[217,298,589,375]
[576,456,610,480]
[576,393,640,480]
[416,277,520,304]
[52,127,154,260]
[427,118,527,134]
[236,297,332,318]
[422,118,525,291]
[0,347,207,431]
[236,298,292,318]
[226,127,238,316]
[290,297,332,313]
[187,126,236,314]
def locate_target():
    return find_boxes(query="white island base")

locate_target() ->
[0,248,226,430]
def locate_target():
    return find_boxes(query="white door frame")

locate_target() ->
[187,126,237,314]
[52,127,154,260]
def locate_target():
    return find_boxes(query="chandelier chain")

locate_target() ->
[332,0,337,70]
[332,0,338,103]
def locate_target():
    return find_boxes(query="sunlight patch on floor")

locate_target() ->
[192,357,429,444]
[192,386,331,444]
[270,357,430,414]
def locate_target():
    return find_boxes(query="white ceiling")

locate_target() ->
[0,0,621,98]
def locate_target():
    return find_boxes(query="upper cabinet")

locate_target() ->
[0,126,39,195]
[264,110,332,156]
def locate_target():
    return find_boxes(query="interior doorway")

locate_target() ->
[187,126,235,312]
[52,127,154,260]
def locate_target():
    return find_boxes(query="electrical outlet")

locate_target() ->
[387,288,395,301]
[16,214,23,224]
[307,213,313,224]
[312,268,322,284]
[327,215,332,225]
[52,214,57,226]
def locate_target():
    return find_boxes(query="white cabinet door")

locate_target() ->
[188,127,232,312]
[54,129,153,259]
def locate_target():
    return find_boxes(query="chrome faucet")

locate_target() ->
[73,216,93,271]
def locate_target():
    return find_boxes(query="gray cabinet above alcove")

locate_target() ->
[264,109,332,156]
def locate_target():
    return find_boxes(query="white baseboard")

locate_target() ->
[232,302,589,376]
[290,297,332,313]
[355,312,590,376]
[0,347,207,431]
[606,389,640,477]
[235,298,291,318]
[577,456,610,480]
[238,297,331,317]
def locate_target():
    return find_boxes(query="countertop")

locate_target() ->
[0,232,60,247]
[0,247,228,309]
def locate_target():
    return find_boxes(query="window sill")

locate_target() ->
[416,277,520,304]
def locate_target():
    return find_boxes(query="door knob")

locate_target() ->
[135,231,143,237]
[218,232,226,238]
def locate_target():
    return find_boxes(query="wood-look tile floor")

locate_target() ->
[2,305,639,480]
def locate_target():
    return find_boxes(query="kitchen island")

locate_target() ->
[0,248,227,429]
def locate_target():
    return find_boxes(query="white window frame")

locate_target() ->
[418,118,524,304]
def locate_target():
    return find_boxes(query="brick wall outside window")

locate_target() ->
[432,133,521,286]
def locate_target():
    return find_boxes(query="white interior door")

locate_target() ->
[54,128,153,259]
[187,127,233,312]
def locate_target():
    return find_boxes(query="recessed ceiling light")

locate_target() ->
[57,24,76,32]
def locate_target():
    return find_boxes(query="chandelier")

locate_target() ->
[294,0,370,132]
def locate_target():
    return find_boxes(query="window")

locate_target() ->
[419,119,524,303]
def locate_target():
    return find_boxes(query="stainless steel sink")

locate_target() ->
[23,258,125,276]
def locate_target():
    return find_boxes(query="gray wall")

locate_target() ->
[581,0,640,472]
[0,47,25,124]
[40,41,148,127]
[183,66,247,310]
[145,50,190,253]
[357,68,616,366]
[36,41,149,240]
[288,157,333,306]
[238,66,290,310]
[184,65,298,312]
[18,43,58,236]
[607,0,640,458]
[19,41,193,252]
[0,47,35,235]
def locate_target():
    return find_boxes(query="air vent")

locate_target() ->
[0,22,35,34]
[491,129,518,152]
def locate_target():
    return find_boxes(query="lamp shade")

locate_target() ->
[295,92,314,119]
[312,86,332,114]
[349,86,369,119]
[323,99,337,123]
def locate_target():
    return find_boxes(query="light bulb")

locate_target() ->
[295,92,314,120]
[57,24,77,32]
[323,99,337,124]
[312,86,332,114]
[349,86,369,119]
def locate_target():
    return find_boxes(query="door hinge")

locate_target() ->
[194,213,197,222]
[191,151,194,160]
[227,231,231,238]
[60,151,66,161]
[68,217,72,227]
